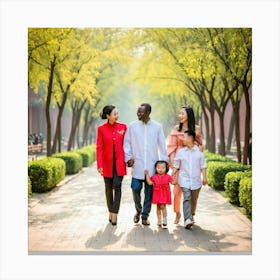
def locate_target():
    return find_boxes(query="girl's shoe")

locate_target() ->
[162,217,167,229]
[174,212,181,224]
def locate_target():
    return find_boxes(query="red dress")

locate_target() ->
[151,174,172,205]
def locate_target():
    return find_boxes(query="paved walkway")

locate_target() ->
[28,162,252,254]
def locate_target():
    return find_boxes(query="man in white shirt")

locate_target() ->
[172,130,207,229]
[124,103,168,226]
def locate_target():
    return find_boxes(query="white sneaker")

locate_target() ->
[184,218,193,229]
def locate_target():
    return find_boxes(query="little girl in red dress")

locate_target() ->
[145,161,173,229]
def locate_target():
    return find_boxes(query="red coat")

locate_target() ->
[96,121,127,177]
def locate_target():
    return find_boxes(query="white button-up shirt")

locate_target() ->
[173,145,206,190]
[124,119,168,180]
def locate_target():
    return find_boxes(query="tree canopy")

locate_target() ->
[28,27,252,162]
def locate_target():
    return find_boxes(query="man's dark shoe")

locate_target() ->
[134,213,140,223]
[142,219,150,226]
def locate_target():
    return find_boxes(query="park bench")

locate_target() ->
[28,144,43,154]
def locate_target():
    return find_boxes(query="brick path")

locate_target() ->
[28,162,252,253]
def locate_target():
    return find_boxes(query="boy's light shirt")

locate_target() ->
[173,145,206,190]
[124,119,168,180]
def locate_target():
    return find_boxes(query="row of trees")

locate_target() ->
[133,28,252,163]
[28,28,134,156]
[28,28,252,163]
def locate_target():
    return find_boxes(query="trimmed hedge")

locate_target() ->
[28,176,32,199]
[50,157,66,185]
[75,145,96,167]
[52,152,83,174]
[207,161,251,190]
[224,170,252,205]
[239,176,252,218]
[28,157,66,193]
[204,150,234,163]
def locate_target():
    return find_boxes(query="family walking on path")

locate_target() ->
[96,103,207,230]
[28,102,252,253]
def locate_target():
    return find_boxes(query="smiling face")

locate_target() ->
[137,105,150,123]
[178,108,188,124]
[107,108,119,123]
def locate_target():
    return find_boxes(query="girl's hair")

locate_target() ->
[100,105,116,119]
[178,105,196,132]
[154,160,169,173]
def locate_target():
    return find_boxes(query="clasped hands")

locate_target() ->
[126,159,134,167]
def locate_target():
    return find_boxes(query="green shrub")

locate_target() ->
[207,161,251,190]
[52,152,83,174]
[28,176,32,199]
[50,157,66,185]
[28,157,65,193]
[239,176,252,218]
[224,171,252,205]
[204,150,234,163]
[75,145,95,167]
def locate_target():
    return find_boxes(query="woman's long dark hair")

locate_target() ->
[100,105,116,119]
[178,105,196,132]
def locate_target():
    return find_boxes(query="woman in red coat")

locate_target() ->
[96,105,127,226]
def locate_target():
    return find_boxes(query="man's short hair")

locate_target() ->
[141,103,152,113]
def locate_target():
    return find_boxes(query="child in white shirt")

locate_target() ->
[172,130,207,229]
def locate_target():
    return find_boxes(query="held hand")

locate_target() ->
[98,168,103,175]
[127,159,134,167]
[172,168,178,176]
[144,169,149,175]
[202,178,207,186]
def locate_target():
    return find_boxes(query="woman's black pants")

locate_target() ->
[104,177,123,214]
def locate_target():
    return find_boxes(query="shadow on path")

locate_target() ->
[85,224,124,250]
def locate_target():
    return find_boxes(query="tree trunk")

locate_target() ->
[51,92,68,154]
[51,110,62,154]
[83,117,94,147]
[76,122,80,148]
[217,111,226,156]
[67,100,87,151]
[46,57,56,156]
[242,83,251,165]
[195,107,201,126]
[209,94,216,153]
[58,120,61,152]
[201,105,210,150]
[82,105,91,147]
[67,113,77,151]
[232,100,242,162]
[227,109,235,153]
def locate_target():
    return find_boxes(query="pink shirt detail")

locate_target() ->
[167,125,203,157]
